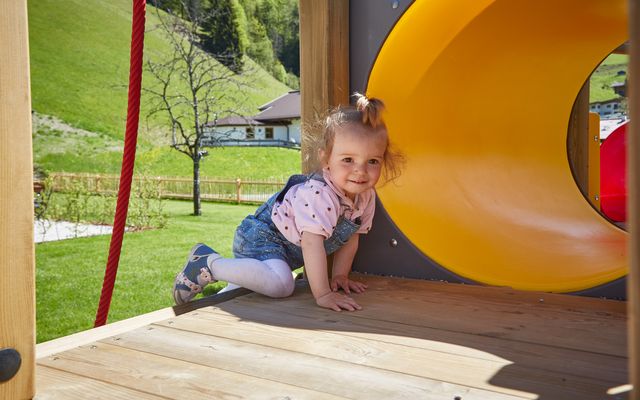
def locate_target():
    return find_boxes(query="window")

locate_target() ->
[246,127,255,139]
[265,127,274,139]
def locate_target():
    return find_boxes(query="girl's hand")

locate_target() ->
[331,274,368,295]
[316,291,362,312]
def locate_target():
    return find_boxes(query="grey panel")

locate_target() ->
[350,0,414,95]
[569,278,627,300]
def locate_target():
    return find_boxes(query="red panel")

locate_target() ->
[600,121,627,222]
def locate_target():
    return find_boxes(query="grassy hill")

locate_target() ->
[589,53,628,103]
[29,0,300,179]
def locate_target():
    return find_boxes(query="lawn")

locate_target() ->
[589,53,628,103]
[34,142,302,180]
[36,199,257,343]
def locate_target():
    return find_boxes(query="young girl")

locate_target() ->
[173,93,402,312]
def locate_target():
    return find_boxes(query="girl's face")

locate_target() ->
[323,125,387,200]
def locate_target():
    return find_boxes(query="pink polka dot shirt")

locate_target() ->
[271,169,376,245]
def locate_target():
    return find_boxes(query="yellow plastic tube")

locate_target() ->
[369,0,628,292]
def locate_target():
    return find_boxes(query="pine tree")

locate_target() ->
[201,0,246,73]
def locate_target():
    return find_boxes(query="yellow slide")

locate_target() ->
[369,0,628,292]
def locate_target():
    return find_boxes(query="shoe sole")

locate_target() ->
[172,243,215,305]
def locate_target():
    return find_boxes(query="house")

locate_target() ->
[202,90,301,148]
[589,80,628,119]
[611,79,627,97]
[589,97,625,118]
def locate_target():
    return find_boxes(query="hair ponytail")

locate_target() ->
[353,92,385,129]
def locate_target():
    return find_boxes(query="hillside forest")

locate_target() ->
[153,0,300,88]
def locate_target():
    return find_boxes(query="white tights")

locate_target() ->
[208,257,295,298]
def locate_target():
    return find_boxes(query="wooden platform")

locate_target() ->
[35,275,629,399]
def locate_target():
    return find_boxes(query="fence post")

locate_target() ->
[236,178,242,204]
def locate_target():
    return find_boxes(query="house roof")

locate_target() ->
[254,90,300,121]
[205,91,300,128]
[211,116,263,127]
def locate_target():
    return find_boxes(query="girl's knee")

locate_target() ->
[270,275,295,298]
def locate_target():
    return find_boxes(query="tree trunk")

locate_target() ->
[193,158,201,216]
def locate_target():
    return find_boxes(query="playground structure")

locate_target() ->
[601,121,629,222]
[351,0,629,297]
[1,0,640,398]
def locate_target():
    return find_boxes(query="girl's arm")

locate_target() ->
[330,234,368,294]
[300,231,362,311]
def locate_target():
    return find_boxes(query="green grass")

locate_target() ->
[34,144,302,180]
[36,200,257,343]
[589,53,628,103]
[28,0,291,142]
[29,0,299,178]
[30,0,303,343]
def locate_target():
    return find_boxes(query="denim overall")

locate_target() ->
[232,174,361,269]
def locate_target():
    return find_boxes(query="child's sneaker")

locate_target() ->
[172,243,221,305]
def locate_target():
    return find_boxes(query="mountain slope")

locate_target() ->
[28,0,291,139]
[29,0,299,179]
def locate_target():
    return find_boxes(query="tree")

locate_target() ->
[152,0,204,21]
[201,0,247,73]
[145,4,251,216]
[253,0,299,82]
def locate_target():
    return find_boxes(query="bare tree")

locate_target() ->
[145,3,252,215]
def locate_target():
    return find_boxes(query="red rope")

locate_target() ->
[95,0,146,327]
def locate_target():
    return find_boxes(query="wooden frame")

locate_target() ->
[1,0,637,397]
[299,0,349,173]
[0,0,36,398]
[628,0,640,395]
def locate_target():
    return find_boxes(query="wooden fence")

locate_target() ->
[48,173,285,204]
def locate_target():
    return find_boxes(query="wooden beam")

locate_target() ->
[587,112,601,209]
[567,82,592,202]
[628,0,640,397]
[0,0,35,398]
[299,0,350,173]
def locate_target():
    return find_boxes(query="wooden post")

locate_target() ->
[236,178,242,204]
[299,0,350,173]
[567,82,592,201]
[0,0,36,398]
[588,112,601,210]
[628,0,640,396]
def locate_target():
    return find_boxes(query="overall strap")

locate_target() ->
[275,173,325,203]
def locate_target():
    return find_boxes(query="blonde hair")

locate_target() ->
[304,93,404,184]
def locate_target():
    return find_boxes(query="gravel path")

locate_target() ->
[34,220,113,243]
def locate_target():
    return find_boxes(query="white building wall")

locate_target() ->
[204,126,246,140]
[289,119,301,144]
[202,119,301,146]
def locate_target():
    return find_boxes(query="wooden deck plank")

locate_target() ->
[35,275,628,399]
[234,276,626,357]
[195,303,627,385]
[103,324,529,399]
[37,307,178,359]
[35,366,164,400]
[158,308,622,399]
[233,287,627,360]
[38,342,345,400]
[356,274,626,314]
